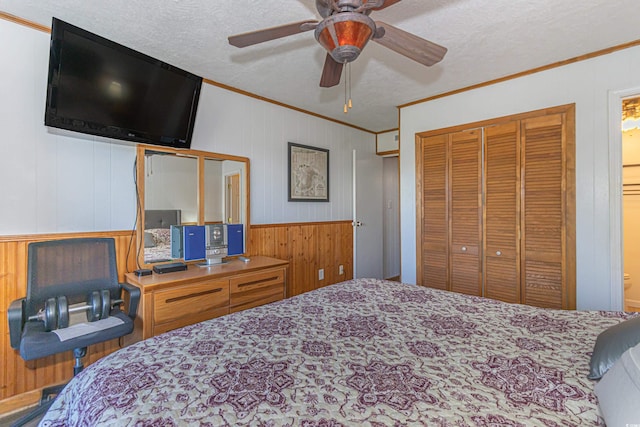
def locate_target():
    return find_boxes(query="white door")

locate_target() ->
[353,149,383,278]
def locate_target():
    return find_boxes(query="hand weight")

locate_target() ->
[29,291,122,331]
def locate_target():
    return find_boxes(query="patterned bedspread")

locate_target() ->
[40,279,633,426]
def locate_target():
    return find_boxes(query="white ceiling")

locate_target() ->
[3,0,640,132]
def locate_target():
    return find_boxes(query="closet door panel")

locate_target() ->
[484,122,520,303]
[449,130,482,296]
[521,114,565,308]
[420,134,448,289]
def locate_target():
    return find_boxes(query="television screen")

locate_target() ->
[45,18,202,149]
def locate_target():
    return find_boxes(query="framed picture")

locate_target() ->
[288,142,329,202]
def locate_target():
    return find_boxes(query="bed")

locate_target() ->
[39,279,638,426]
[143,209,181,263]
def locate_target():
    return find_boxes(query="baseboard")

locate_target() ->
[0,381,65,418]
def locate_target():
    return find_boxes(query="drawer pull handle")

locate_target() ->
[461,246,467,252]
[166,288,222,304]
[238,276,280,288]
[496,250,502,256]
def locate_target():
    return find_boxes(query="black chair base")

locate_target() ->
[10,346,88,427]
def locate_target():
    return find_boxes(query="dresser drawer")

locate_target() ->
[153,308,229,335]
[229,268,285,309]
[153,280,229,325]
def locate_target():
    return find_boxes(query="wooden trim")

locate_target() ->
[376,150,399,157]
[203,79,375,135]
[565,105,577,310]
[0,13,375,135]
[416,104,575,139]
[198,156,205,229]
[376,127,399,135]
[245,161,251,254]
[0,229,134,243]
[414,134,424,285]
[250,220,352,229]
[0,11,49,33]
[137,144,249,163]
[400,39,640,109]
[397,107,402,281]
[6,8,630,136]
[136,145,251,268]
[0,380,66,417]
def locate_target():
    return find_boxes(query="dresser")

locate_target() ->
[124,256,288,342]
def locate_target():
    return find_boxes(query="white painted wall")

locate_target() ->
[0,18,376,236]
[400,45,640,311]
[0,21,136,234]
[377,130,399,153]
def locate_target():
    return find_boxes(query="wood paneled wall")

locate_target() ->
[0,231,136,406]
[0,221,353,408]
[248,221,353,297]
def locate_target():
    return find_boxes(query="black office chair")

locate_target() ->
[7,237,140,426]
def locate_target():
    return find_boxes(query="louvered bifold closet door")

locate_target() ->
[420,134,448,289]
[484,122,521,303]
[449,129,483,296]
[521,113,568,308]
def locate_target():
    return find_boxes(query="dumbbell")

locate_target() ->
[29,290,122,331]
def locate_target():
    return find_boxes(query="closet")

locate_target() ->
[416,104,575,309]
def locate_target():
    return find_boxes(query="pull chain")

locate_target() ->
[343,62,353,114]
[348,63,353,109]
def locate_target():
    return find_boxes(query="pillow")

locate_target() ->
[144,232,156,248]
[588,316,640,379]
[594,342,640,426]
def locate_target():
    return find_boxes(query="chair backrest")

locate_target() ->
[25,238,120,317]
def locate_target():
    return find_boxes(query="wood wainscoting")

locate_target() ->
[0,221,353,409]
[0,231,136,406]
[248,221,353,297]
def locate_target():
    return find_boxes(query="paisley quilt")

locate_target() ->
[40,279,633,426]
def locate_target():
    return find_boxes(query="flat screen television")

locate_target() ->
[45,18,202,149]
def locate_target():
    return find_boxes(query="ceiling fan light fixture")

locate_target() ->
[315,13,375,63]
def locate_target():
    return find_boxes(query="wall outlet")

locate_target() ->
[339,265,344,275]
[318,268,324,280]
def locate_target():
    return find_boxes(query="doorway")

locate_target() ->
[622,97,640,311]
[225,172,241,224]
[353,149,383,279]
[383,156,400,280]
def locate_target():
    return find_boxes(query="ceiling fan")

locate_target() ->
[228,0,447,88]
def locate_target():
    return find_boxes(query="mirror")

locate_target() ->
[137,145,250,267]
[205,158,246,225]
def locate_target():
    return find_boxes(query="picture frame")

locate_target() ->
[288,142,329,202]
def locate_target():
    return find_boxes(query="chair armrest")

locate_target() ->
[8,298,26,350]
[120,283,140,320]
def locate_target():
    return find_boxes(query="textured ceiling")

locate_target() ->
[2,0,640,132]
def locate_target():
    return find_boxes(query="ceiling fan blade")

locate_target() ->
[372,0,402,11]
[319,54,343,88]
[374,21,447,66]
[228,20,318,48]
